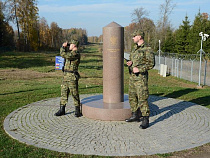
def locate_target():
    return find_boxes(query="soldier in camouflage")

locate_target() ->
[55,39,82,117]
[125,30,155,129]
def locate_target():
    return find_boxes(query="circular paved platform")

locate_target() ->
[4,94,210,156]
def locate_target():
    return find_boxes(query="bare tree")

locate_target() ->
[157,0,176,40]
[4,0,21,50]
[159,0,176,28]
[131,7,149,30]
[129,8,155,47]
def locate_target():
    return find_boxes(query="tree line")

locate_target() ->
[89,0,210,55]
[0,1,14,51]
[0,0,88,52]
[125,0,209,54]
[124,10,210,54]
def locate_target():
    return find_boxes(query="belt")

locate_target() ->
[64,70,78,73]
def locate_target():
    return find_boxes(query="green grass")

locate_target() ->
[0,43,210,157]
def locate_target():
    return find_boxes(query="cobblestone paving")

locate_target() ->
[4,94,210,156]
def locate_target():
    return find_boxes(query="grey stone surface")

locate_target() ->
[4,94,210,156]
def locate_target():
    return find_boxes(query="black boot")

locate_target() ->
[138,108,143,121]
[139,116,149,129]
[125,110,140,122]
[75,105,82,117]
[54,106,65,116]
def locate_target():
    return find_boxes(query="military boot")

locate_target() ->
[125,110,140,122]
[139,116,149,129]
[54,105,65,116]
[138,108,143,121]
[75,105,82,117]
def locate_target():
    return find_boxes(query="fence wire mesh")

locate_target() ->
[154,52,210,86]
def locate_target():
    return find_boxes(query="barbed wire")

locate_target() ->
[155,51,210,61]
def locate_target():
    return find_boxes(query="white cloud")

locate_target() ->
[38,1,160,14]
[39,3,133,13]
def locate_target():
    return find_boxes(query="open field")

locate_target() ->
[0,43,210,157]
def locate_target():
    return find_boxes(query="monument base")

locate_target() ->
[81,94,131,121]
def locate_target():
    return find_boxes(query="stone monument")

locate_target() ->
[82,22,131,121]
[103,22,124,103]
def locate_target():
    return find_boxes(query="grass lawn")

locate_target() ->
[0,43,210,157]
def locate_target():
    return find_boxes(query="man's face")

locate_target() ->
[132,35,141,43]
[69,44,75,50]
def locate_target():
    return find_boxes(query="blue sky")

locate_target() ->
[37,0,209,36]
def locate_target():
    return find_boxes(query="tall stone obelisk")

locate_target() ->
[81,22,131,121]
[103,22,124,103]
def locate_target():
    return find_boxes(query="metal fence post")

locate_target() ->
[190,60,194,82]
[177,59,179,78]
[171,58,174,76]
[204,60,207,85]
[180,59,183,79]
[158,40,161,74]
[198,49,202,86]
[174,59,177,77]
[164,53,167,65]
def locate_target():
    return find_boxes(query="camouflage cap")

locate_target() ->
[70,39,79,47]
[132,30,145,38]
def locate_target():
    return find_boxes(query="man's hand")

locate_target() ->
[127,61,133,66]
[133,67,140,73]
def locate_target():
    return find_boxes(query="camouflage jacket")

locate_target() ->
[129,43,155,73]
[60,47,80,72]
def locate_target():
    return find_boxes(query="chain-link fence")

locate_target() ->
[154,52,210,86]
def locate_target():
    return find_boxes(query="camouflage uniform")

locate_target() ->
[128,43,155,117]
[60,41,80,107]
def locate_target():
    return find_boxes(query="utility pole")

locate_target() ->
[197,32,209,88]
[158,40,161,74]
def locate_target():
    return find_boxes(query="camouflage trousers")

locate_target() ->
[128,72,150,116]
[60,72,80,107]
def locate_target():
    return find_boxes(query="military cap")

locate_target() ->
[70,39,79,47]
[132,30,145,38]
